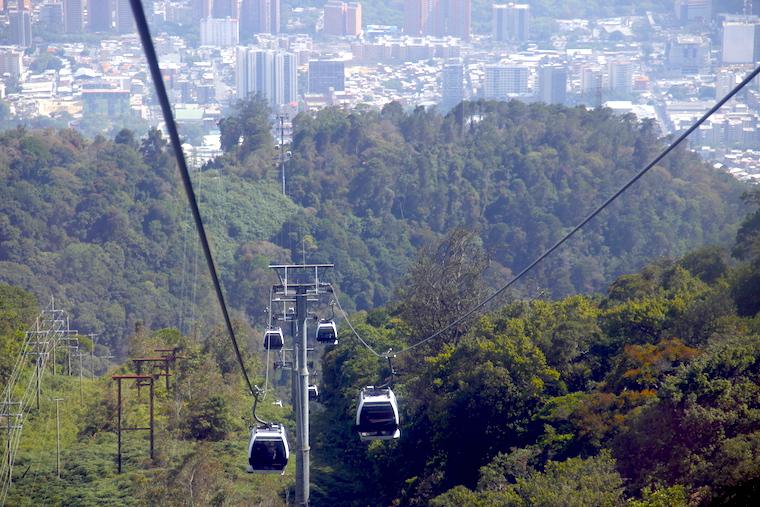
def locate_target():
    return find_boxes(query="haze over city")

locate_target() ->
[0,1,758,181]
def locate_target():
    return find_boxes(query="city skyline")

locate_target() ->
[0,1,758,179]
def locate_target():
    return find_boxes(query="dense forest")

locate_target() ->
[219,98,747,313]
[2,198,760,504]
[310,222,760,505]
[0,99,749,354]
[0,94,759,504]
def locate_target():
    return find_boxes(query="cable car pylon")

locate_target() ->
[268,263,334,507]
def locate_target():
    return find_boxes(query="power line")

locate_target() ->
[128,0,256,397]
[1,301,77,505]
[336,63,760,360]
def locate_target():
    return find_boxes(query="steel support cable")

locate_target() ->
[332,63,760,360]
[128,0,257,398]
[329,286,384,357]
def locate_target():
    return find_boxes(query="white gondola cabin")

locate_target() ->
[356,386,400,441]
[246,424,289,474]
[315,320,338,345]
[264,327,284,350]
[308,384,319,401]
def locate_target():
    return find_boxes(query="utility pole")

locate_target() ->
[4,397,12,487]
[88,333,99,380]
[2,398,22,489]
[24,334,47,411]
[90,340,95,379]
[35,356,41,410]
[116,379,121,474]
[149,379,155,461]
[112,374,155,473]
[77,352,84,406]
[53,398,63,479]
[278,114,290,196]
[4,404,9,487]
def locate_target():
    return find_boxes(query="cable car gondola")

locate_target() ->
[356,386,400,441]
[264,327,284,350]
[308,384,319,401]
[316,320,338,345]
[246,424,289,474]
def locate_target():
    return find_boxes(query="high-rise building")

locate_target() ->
[9,9,32,47]
[308,59,345,93]
[716,69,737,99]
[237,47,297,109]
[484,64,528,99]
[116,0,134,33]
[667,35,710,74]
[64,0,84,33]
[324,1,362,36]
[201,17,240,46]
[722,19,760,63]
[324,1,346,35]
[192,0,213,21]
[82,89,131,116]
[446,0,471,40]
[441,58,464,110]
[0,47,24,78]
[345,2,362,36]
[608,60,633,95]
[240,0,280,38]
[581,66,603,98]
[212,0,238,18]
[404,0,470,39]
[40,2,65,28]
[89,0,113,32]
[404,0,428,36]
[674,0,712,23]
[537,64,567,105]
[493,3,530,43]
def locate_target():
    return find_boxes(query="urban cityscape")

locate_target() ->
[0,0,759,181]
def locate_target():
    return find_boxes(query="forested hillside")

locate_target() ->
[0,100,749,354]
[310,202,760,505]
[0,126,298,352]
[268,101,746,307]
[1,96,759,504]
[2,200,760,504]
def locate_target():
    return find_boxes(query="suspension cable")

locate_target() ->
[330,290,384,357]
[129,0,257,397]
[334,63,760,359]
